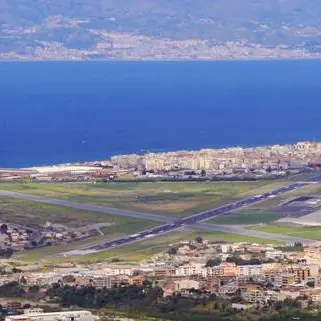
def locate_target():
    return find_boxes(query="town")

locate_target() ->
[0,222,97,257]
[1,141,321,183]
[2,32,321,62]
[2,238,321,320]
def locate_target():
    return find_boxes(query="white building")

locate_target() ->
[175,263,204,276]
[6,311,97,321]
[265,250,283,259]
[237,265,263,277]
[92,275,129,288]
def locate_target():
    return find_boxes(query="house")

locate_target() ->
[161,280,176,297]
[174,279,200,292]
[218,283,238,296]
[280,287,302,300]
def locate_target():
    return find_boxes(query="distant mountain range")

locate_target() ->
[1,0,321,60]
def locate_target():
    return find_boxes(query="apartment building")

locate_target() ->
[92,275,129,289]
[175,263,204,276]
[237,265,262,277]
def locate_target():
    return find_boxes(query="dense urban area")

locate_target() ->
[1,141,320,182]
[2,31,321,61]
[2,239,321,320]
[2,0,321,60]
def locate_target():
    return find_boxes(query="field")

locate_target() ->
[0,180,298,264]
[250,224,321,241]
[0,181,289,216]
[209,209,285,225]
[16,228,282,264]
[0,195,158,233]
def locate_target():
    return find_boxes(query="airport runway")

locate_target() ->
[63,181,314,255]
[0,178,318,256]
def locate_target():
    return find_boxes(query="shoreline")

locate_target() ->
[0,140,317,171]
[2,57,321,63]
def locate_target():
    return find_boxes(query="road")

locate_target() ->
[0,179,318,256]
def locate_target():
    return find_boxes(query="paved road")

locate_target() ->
[0,190,175,223]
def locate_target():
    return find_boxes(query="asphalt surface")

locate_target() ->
[0,178,319,256]
[64,181,315,256]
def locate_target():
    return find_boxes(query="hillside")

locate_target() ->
[1,0,321,60]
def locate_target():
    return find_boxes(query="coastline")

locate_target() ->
[1,140,318,171]
[2,57,321,63]
[0,140,310,169]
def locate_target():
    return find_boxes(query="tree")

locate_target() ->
[231,295,242,303]
[143,279,152,288]
[0,281,25,297]
[148,286,164,302]
[306,281,315,288]
[111,258,120,263]
[168,247,178,255]
[23,303,31,309]
[28,285,40,293]
[0,224,8,234]
[12,267,22,273]
[62,275,76,283]
[195,236,203,244]
[206,258,221,267]
[0,248,13,258]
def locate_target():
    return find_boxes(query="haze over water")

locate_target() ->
[1,61,321,168]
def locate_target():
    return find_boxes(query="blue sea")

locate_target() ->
[1,60,321,168]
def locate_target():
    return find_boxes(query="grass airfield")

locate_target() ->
[0,196,158,230]
[0,180,288,216]
[1,179,319,263]
[249,224,321,241]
